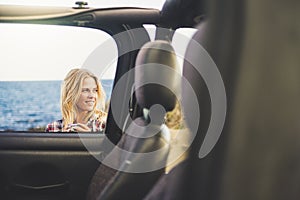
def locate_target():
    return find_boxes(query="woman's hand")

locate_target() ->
[67,123,91,132]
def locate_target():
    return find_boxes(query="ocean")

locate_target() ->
[0,80,113,131]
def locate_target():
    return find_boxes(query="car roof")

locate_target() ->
[0,0,165,9]
[0,4,161,20]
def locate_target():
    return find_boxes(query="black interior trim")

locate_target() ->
[0,6,160,26]
[0,133,105,151]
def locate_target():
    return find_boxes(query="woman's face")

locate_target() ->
[76,77,98,113]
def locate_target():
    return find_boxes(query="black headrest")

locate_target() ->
[135,40,180,112]
[160,0,206,28]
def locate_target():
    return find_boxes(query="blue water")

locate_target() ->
[0,80,113,131]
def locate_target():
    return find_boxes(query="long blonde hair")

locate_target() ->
[60,68,106,128]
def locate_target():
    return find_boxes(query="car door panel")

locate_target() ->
[0,134,104,200]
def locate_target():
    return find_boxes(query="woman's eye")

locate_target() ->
[82,89,89,92]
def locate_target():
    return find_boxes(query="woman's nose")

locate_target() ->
[88,91,96,98]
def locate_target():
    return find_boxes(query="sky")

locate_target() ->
[0,23,118,80]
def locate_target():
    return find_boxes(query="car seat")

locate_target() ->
[87,40,181,200]
[143,0,245,199]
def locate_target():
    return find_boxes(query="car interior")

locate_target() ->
[0,0,299,200]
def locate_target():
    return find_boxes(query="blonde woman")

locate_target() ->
[46,68,107,132]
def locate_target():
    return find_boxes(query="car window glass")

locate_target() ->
[172,28,198,74]
[143,24,156,41]
[0,24,117,132]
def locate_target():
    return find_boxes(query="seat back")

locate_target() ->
[144,0,244,199]
[87,40,180,200]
